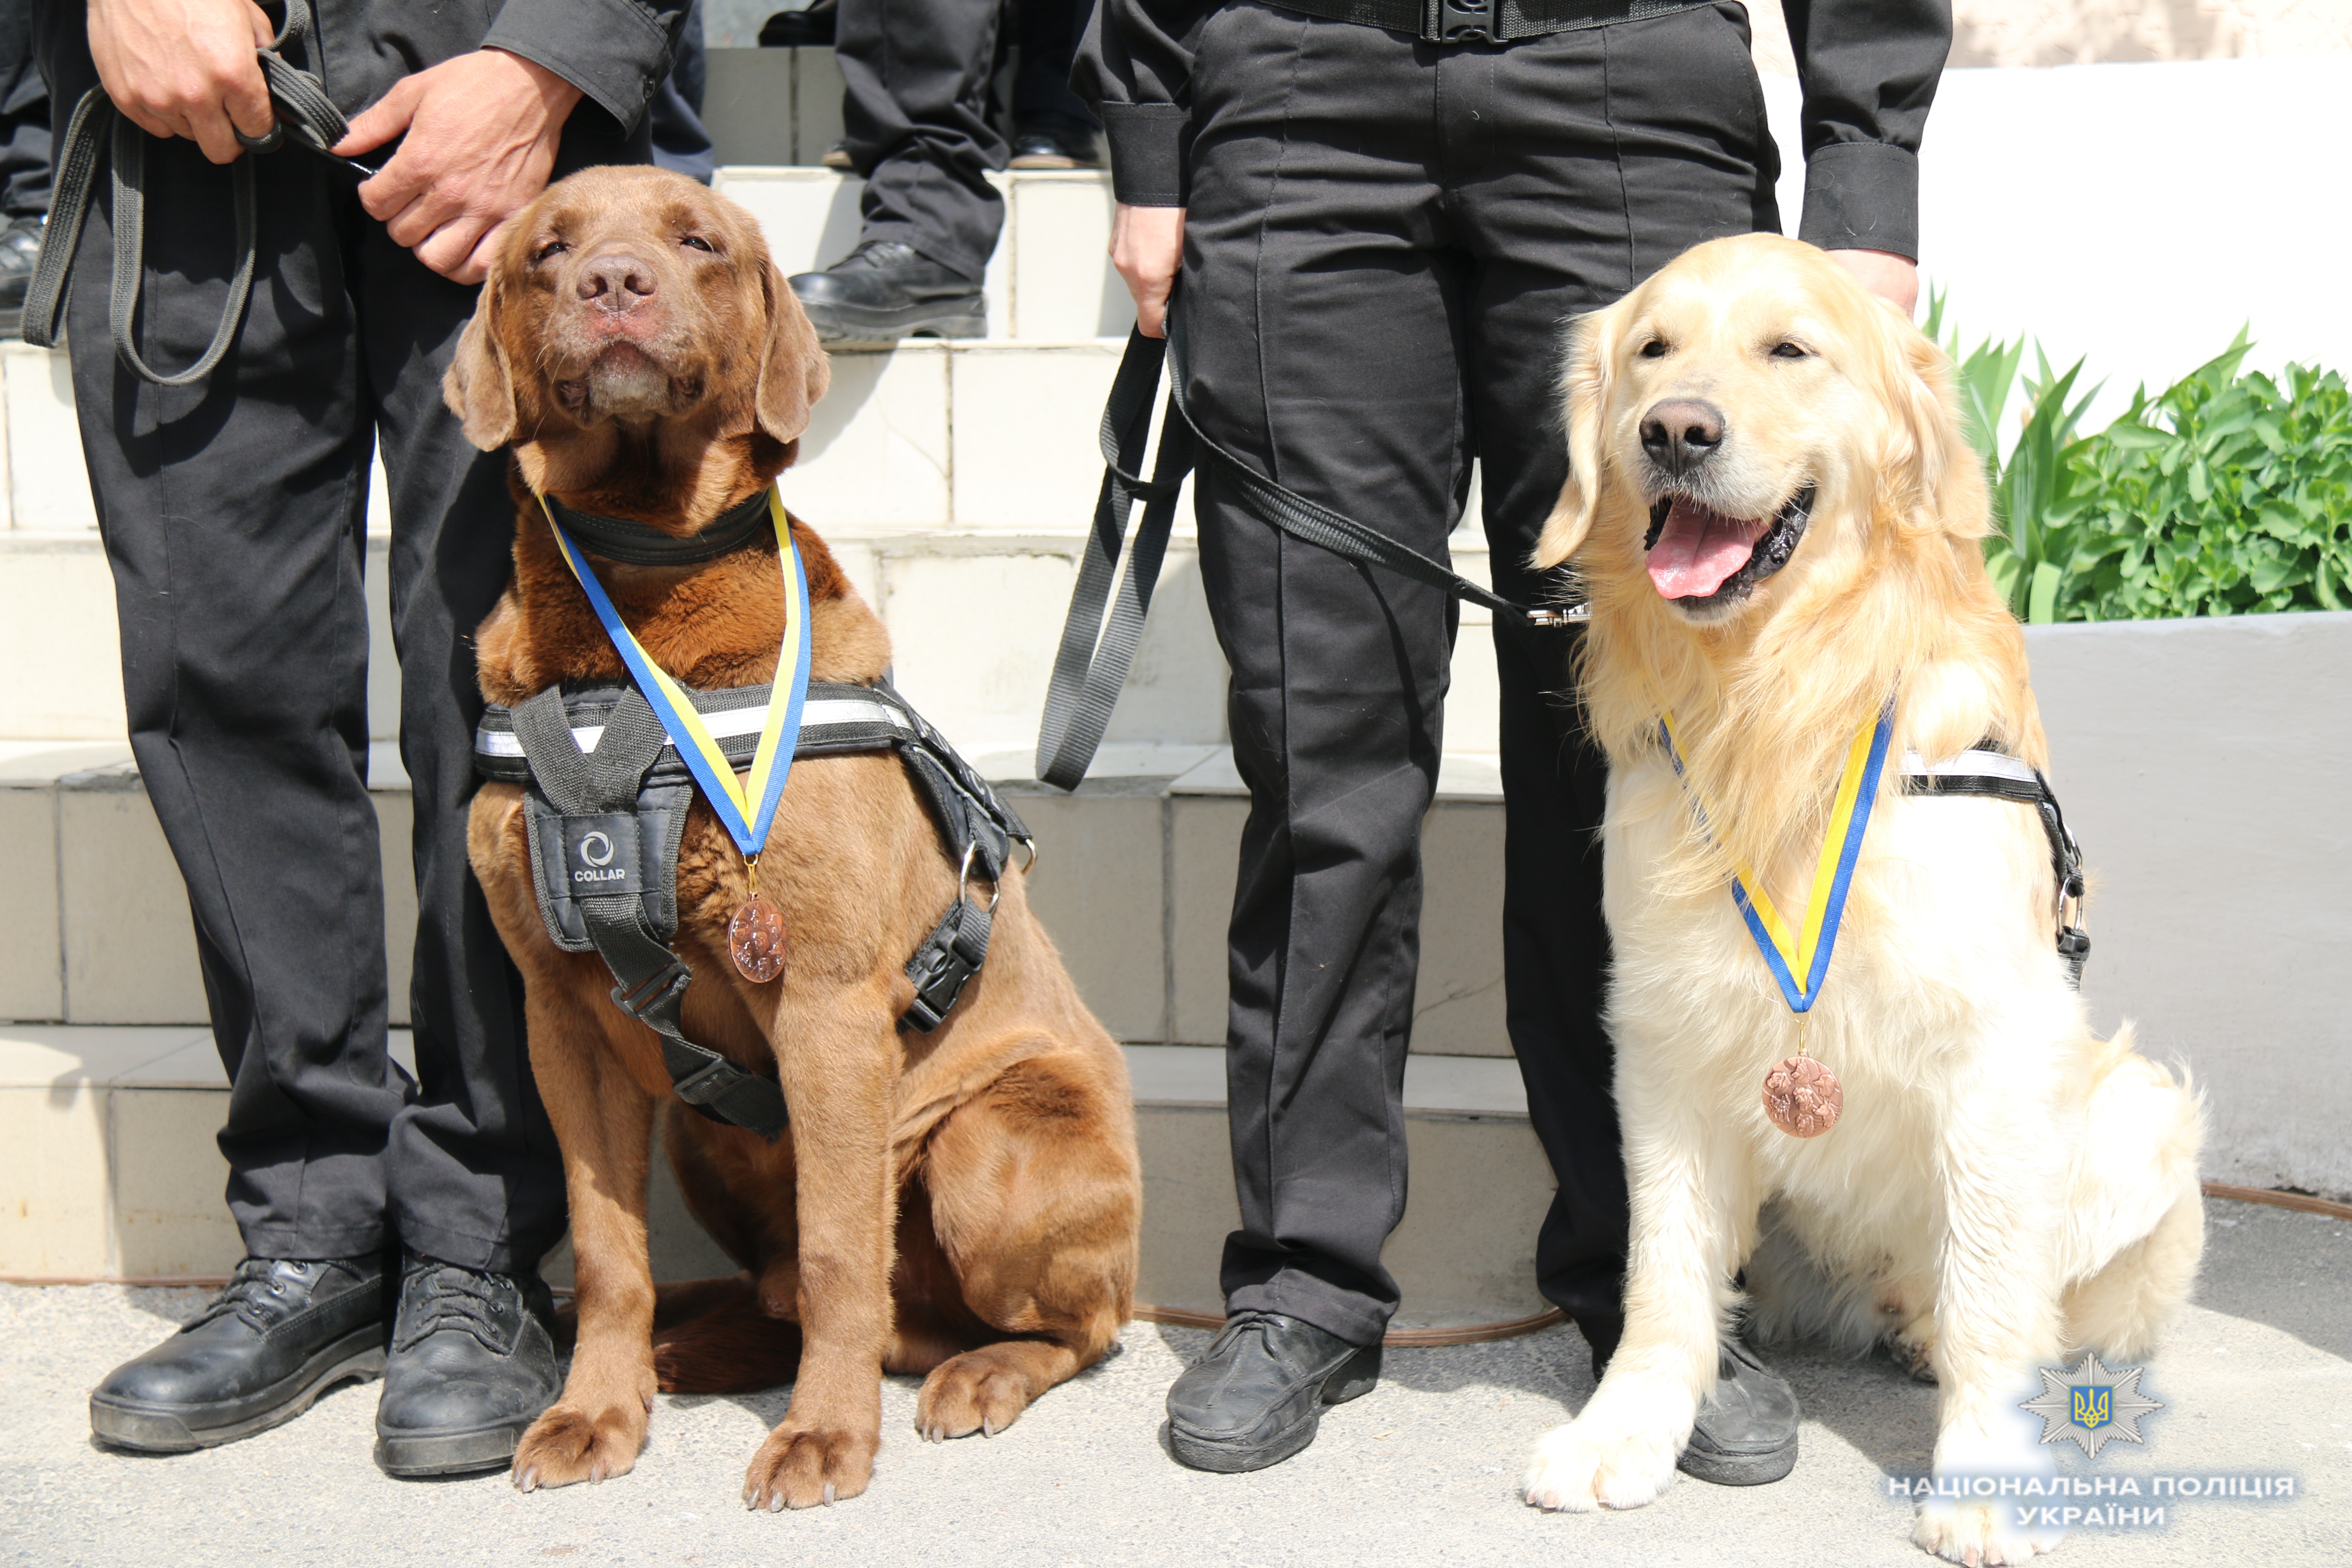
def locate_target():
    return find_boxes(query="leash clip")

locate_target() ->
[1523,604,1590,628]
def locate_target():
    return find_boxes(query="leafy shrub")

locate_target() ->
[1926,297,2352,621]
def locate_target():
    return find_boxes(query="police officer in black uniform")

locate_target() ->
[1078,0,1948,1476]
[41,0,688,1476]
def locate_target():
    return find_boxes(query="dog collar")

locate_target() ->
[541,488,775,567]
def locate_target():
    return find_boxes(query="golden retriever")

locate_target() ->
[446,165,1141,1510]
[1516,233,2203,1564]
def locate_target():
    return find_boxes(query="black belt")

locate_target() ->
[1267,0,1707,46]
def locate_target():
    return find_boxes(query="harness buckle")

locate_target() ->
[666,1051,741,1106]
[1436,0,1492,43]
[610,959,692,1024]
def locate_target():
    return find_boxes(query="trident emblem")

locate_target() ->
[2071,1386,2111,1430]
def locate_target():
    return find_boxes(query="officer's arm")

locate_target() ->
[1781,0,1952,315]
[1077,0,1210,337]
[336,0,693,286]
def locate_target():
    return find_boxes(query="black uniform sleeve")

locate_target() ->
[1073,0,1211,206]
[485,0,692,137]
[1781,0,1951,260]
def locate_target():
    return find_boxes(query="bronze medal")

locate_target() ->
[1762,1051,1842,1138]
[727,893,788,983]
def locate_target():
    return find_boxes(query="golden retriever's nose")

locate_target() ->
[578,252,659,312]
[1640,399,1726,475]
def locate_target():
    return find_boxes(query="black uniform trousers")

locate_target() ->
[50,138,574,1275]
[1183,0,1779,1345]
[837,0,1008,282]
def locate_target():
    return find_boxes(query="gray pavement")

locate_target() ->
[3,1197,2346,1568]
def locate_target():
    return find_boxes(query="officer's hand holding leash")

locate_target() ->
[336,50,583,286]
[87,0,278,165]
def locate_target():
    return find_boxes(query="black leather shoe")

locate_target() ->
[788,239,986,343]
[1165,1310,1381,1473]
[1677,1336,1801,1485]
[89,1255,389,1452]
[1008,127,1103,170]
[374,1254,562,1478]
[0,214,46,336]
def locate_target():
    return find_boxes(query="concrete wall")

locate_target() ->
[2025,610,2352,1195]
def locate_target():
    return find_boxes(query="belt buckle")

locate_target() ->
[1438,0,1491,43]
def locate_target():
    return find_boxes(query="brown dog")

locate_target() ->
[446,165,1141,1510]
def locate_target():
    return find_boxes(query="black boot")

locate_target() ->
[89,1255,389,1452]
[373,1253,562,1478]
[1677,1337,1801,1485]
[0,215,46,337]
[787,240,986,343]
[1164,1310,1381,1473]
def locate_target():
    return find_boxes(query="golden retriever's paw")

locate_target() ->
[1521,1415,1681,1513]
[511,1401,649,1491]
[916,1347,1038,1442]
[1914,1500,2065,1565]
[741,1421,879,1511]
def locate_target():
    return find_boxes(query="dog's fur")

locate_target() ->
[1516,235,2203,1564]
[448,166,1141,1510]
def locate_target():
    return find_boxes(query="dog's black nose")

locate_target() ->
[578,253,659,310]
[1640,399,1727,473]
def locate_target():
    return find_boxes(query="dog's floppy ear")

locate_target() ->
[1875,306,1988,539]
[754,261,831,446]
[1532,303,1624,569]
[443,293,518,452]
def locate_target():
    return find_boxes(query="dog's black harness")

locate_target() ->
[473,677,1032,1142]
[1899,747,2092,989]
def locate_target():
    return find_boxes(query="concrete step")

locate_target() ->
[0,1025,1553,1329]
[0,735,1515,1054]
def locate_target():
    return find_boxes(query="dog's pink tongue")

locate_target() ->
[1647,498,1767,600]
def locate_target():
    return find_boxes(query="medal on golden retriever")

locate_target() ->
[1761,1038,1842,1138]
[1661,703,1892,1138]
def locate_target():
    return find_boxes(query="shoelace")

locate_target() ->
[1205,1308,1283,1359]
[397,1265,513,1354]
[185,1258,310,1335]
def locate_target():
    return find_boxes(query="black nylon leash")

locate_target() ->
[23,0,352,386]
[1034,303,1586,792]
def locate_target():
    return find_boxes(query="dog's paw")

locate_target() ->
[1520,1415,1682,1513]
[511,1401,649,1491]
[1914,1499,2065,1565]
[916,1348,1035,1442]
[741,1421,879,1511]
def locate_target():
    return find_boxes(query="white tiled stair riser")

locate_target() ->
[0,1027,1555,1328]
[712,167,1136,344]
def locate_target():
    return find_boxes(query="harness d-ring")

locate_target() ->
[956,841,1003,914]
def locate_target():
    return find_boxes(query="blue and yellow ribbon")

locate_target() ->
[541,488,811,865]
[1660,701,1895,1014]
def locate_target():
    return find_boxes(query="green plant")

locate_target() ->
[1924,294,2352,621]
[2060,344,2352,618]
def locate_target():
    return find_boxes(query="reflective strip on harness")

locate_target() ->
[476,695,910,760]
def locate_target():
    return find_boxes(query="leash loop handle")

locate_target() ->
[23,0,348,387]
